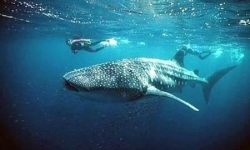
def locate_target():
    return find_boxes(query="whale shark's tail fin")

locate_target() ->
[203,66,236,104]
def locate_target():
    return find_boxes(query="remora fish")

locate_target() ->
[63,58,235,111]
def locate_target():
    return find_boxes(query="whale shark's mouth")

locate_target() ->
[63,81,79,92]
[63,77,91,92]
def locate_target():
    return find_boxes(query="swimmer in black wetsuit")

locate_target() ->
[179,46,215,60]
[172,46,215,66]
[66,38,109,54]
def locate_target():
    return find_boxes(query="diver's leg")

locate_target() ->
[199,50,216,60]
[90,40,106,46]
[199,52,213,60]
[84,47,96,52]
[85,46,106,52]
[94,46,106,52]
[202,50,215,54]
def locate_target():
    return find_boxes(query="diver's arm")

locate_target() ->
[72,50,78,54]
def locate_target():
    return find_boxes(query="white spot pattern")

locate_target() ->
[63,58,207,99]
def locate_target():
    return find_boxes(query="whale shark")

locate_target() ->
[63,58,235,111]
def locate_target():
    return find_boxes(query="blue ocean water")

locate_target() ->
[1,0,250,150]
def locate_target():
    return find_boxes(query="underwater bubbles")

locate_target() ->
[100,38,118,47]
[108,38,118,46]
[213,49,223,58]
[230,48,244,64]
[211,45,245,64]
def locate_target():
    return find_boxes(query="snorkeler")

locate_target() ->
[66,38,110,54]
[172,46,215,66]
[179,46,215,60]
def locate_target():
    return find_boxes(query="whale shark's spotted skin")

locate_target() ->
[63,58,235,111]
[64,58,205,100]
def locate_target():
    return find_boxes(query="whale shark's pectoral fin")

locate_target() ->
[146,86,199,111]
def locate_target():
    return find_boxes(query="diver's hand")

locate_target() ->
[72,50,78,54]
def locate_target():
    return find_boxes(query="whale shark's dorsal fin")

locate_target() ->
[171,50,185,67]
[193,69,199,76]
[146,86,199,111]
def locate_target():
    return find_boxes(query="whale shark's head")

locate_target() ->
[62,60,150,102]
[63,61,148,102]
[63,62,129,92]
[63,67,103,92]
